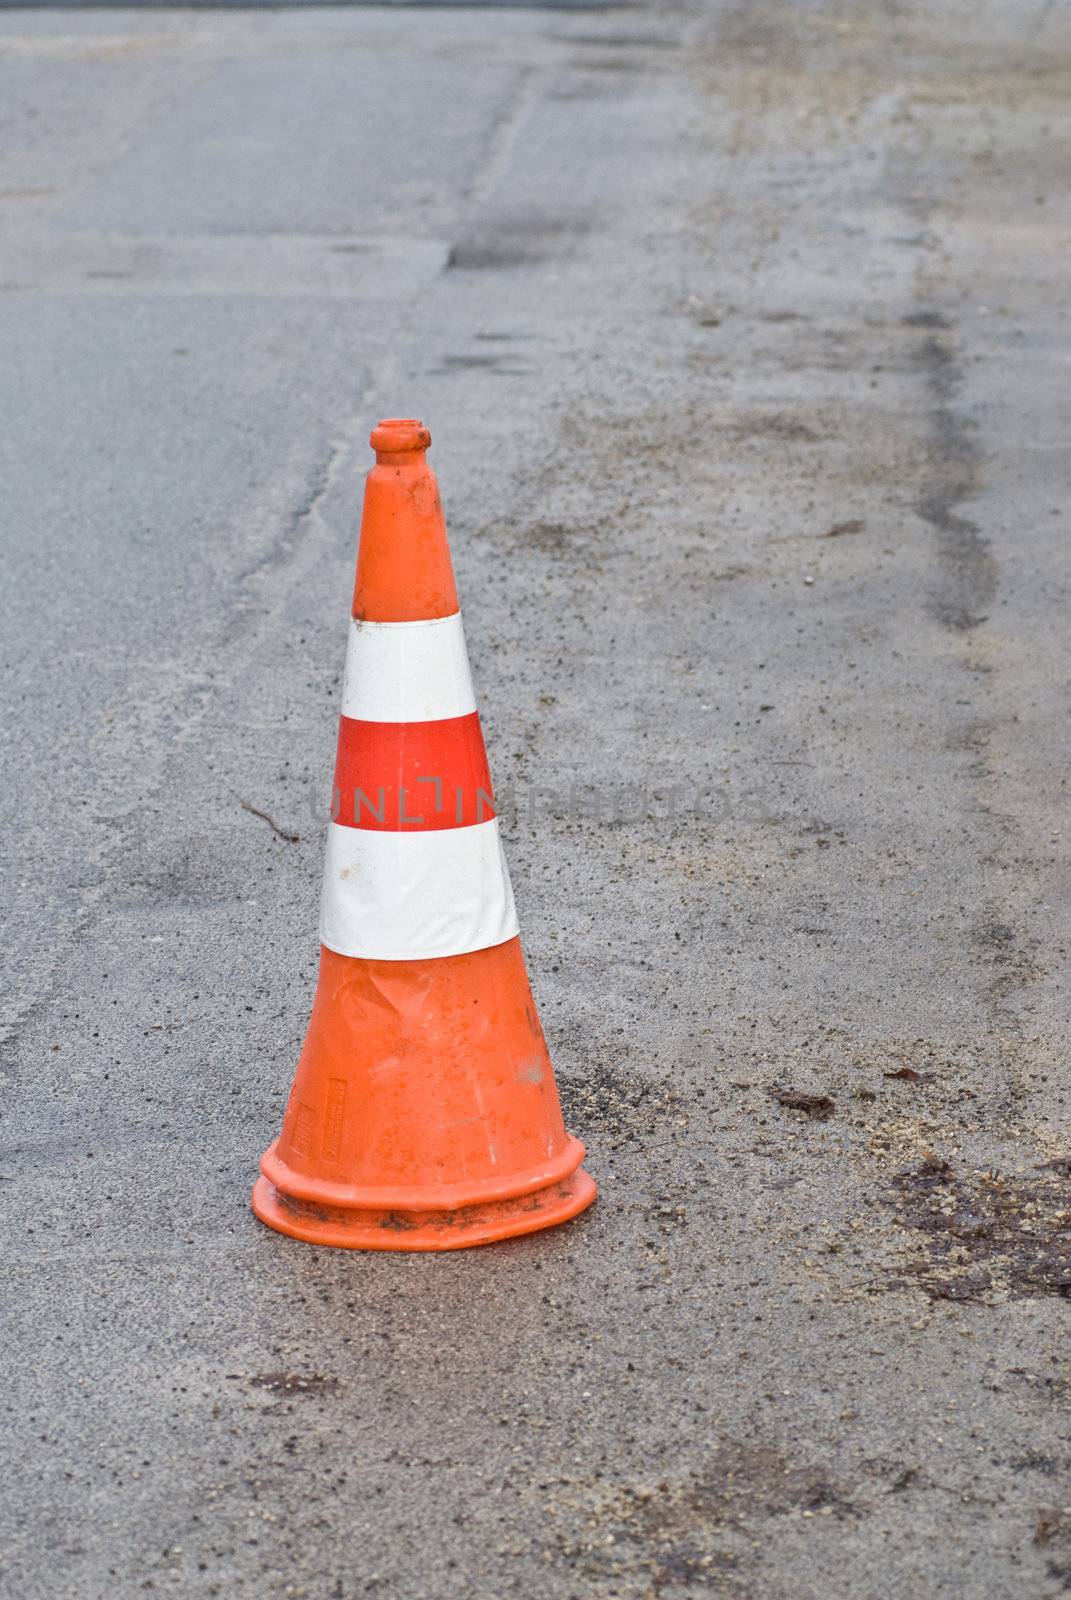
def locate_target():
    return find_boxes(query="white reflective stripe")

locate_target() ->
[320,819,519,961]
[340,614,476,724]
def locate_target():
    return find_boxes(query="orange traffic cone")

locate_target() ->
[252,418,596,1250]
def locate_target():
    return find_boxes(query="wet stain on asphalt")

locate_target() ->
[913,324,998,632]
[885,1157,1071,1305]
[539,1444,858,1593]
[243,1372,341,1399]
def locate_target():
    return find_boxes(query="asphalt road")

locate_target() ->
[3,2,1070,1596]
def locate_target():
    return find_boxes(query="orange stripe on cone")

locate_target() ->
[331,711,494,831]
[252,419,595,1251]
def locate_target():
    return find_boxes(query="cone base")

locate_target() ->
[251,1167,596,1252]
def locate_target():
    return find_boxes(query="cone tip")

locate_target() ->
[370,418,431,457]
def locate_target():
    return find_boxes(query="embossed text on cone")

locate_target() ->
[252,419,596,1249]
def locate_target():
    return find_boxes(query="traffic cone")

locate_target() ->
[252,418,596,1250]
